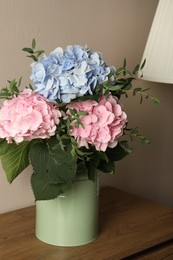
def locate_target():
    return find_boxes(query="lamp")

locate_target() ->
[139,0,173,83]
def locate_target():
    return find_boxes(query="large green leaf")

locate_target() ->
[106,141,132,162]
[31,172,68,201]
[76,161,88,176]
[86,153,100,180]
[97,141,133,174]
[0,141,30,183]
[0,139,10,155]
[29,138,77,184]
[97,160,115,174]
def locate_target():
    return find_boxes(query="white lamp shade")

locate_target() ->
[139,0,173,83]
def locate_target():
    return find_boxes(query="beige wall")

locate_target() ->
[1,0,171,214]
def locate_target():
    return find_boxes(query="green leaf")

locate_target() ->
[74,121,80,128]
[73,93,100,102]
[31,172,68,201]
[32,39,36,49]
[98,160,115,174]
[128,127,151,145]
[123,58,127,69]
[18,77,22,88]
[141,87,151,92]
[133,64,140,74]
[140,93,143,104]
[116,67,124,75]
[130,127,138,135]
[119,141,133,154]
[22,48,34,54]
[106,141,132,162]
[0,142,30,183]
[9,79,20,94]
[69,108,77,116]
[126,70,132,76]
[140,59,146,70]
[29,138,77,184]
[86,153,100,180]
[124,83,132,91]
[26,55,38,61]
[0,78,21,99]
[96,151,108,162]
[106,85,122,91]
[139,135,151,144]
[78,111,88,116]
[35,50,44,57]
[0,139,10,155]
[133,87,142,96]
[27,85,33,91]
[0,91,12,99]
[150,96,160,105]
[76,161,88,176]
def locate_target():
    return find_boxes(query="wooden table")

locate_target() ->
[0,187,173,259]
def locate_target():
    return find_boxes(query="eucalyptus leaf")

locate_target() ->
[18,77,22,88]
[106,85,122,91]
[150,96,160,105]
[140,59,146,70]
[36,50,44,57]
[22,48,34,54]
[0,92,12,98]
[124,83,132,91]
[133,87,142,96]
[133,64,140,74]
[116,67,124,75]
[32,39,36,49]
[123,58,127,69]
[78,111,88,116]
[27,55,38,61]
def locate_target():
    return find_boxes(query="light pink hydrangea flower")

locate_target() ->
[0,89,61,143]
[67,94,127,151]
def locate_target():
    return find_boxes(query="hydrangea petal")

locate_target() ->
[67,94,127,151]
[30,45,114,103]
[0,89,61,144]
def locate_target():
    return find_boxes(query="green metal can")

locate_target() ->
[35,173,99,246]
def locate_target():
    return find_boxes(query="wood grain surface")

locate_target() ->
[0,187,173,260]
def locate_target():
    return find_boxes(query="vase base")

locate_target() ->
[35,234,98,247]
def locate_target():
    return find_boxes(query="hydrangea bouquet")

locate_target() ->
[0,40,159,201]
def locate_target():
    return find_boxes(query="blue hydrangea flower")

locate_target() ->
[30,45,114,103]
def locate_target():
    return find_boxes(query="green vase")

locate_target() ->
[35,173,99,246]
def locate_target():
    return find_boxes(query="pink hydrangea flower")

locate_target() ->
[0,89,61,143]
[67,94,127,151]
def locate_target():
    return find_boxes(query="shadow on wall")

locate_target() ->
[101,81,173,207]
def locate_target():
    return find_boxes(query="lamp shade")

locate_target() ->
[139,0,173,83]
